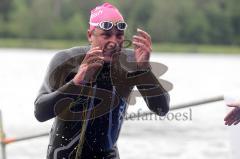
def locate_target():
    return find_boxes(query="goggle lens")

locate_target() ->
[99,21,127,31]
[116,22,127,30]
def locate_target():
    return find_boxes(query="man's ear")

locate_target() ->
[87,30,92,44]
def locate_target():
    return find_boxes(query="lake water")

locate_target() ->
[0,48,240,159]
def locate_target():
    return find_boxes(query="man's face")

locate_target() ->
[88,26,125,62]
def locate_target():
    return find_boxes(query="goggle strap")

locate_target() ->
[89,22,99,26]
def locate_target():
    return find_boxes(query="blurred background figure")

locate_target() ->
[225,101,240,126]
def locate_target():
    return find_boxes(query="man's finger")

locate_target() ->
[224,110,237,121]
[226,119,235,126]
[133,35,151,47]
[137,28,152,44]
[88,62,104,70]
[84,63,104,81]
[227,104,239,108]
[234,119,240,125]
[86,56,104,65]
[224,114,234,122]
[86,49,103,57]
[133,41,152,53]
[227,102,240,107]
[227,115,240,125]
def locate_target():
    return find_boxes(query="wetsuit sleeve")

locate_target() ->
[120,49,170,116]
[136,70,170,116]
[34,51,87,122]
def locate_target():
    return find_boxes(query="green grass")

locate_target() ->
[0,38,240,54]
[0,38,88,50]
[152,43,240,54]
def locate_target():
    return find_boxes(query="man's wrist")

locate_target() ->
[137,62,151,71]
[72,70,91,85]
[72,79,92,86]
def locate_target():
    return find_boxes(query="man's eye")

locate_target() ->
[102,33,111,38]
[116,34,124,38]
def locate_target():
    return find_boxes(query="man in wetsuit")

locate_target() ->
[34,3,170,159]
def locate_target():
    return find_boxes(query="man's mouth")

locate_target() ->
[103,50,117,56]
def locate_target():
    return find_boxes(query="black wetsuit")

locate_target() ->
[34,46,170,159]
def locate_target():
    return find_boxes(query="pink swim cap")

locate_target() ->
[89,3,124,31]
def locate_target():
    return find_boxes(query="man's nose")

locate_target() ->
[106,36,118,49]
[104,35,121,52]
[108,35,119,43]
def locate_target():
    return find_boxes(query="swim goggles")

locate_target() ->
[89,21,128,31]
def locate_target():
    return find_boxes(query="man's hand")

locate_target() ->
[224,101,240,126]
[132,28,152,69]
[73,47,104,85]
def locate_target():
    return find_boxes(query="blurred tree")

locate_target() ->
[0,0,13,21]
[27,0,56,38]
[148,0,180,42]
[227,0,240,44]
[178,0,210,43]
[0,0,239,45]
[76,0,103,23]
[1,0,29,37]
[204,1,233,44]
[59,13,87,40]
[127,0,154,37]
[53,0,62,18]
